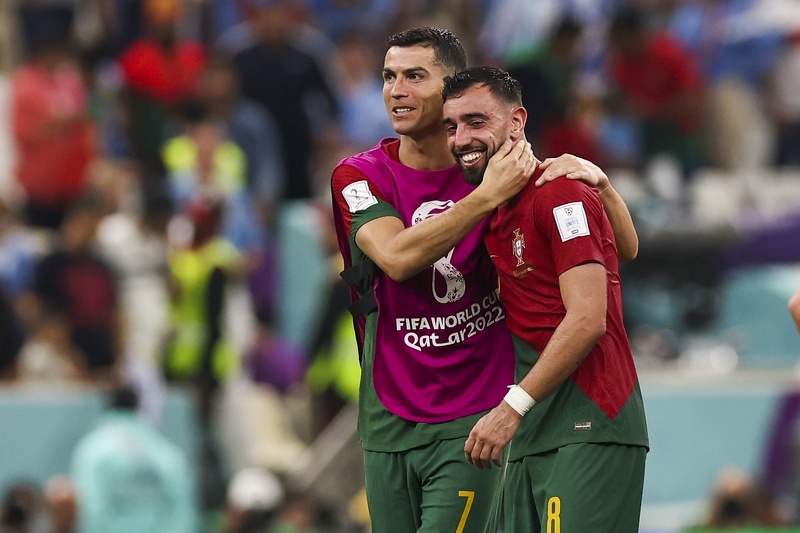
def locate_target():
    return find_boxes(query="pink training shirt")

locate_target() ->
[332,139,515,423]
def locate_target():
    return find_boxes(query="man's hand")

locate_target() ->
[464,402,521,469]
[535,154,609,192]
[473,140,537,207]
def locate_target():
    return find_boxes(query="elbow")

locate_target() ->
[618,240,639,264]
[379,256,423,283]
[580,313,607,346]
[383,267,412,283]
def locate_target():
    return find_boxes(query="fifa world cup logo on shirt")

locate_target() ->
[412,200,465,303]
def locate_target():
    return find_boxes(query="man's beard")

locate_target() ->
[460,163,485,186]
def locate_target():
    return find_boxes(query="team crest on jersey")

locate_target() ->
[512,228,525,266]
[511,228,533,278]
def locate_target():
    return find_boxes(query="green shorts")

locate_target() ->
[364,437,503,533]
[504,443,647,533]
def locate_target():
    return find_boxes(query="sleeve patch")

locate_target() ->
[553,201,590,242]
[342,180,379,213]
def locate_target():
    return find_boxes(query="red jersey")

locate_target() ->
[118,39,207,106]
[486,173,639,422]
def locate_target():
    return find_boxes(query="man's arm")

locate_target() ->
[789,286,800,334]
[355,140,535,282]
[535,155,638,262]
[464,262,607,469]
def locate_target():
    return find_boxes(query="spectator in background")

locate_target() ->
[478,0,560,63]
[162,100,266,263]
[26,191,120,382]
[232,0,339,201]
[195,56,286,225]
[332,30,396,153]
[42,476,77,533]
[71,385,198,533]
[94,168,174,383]
[0,198,46,302]
[683,466,787,531]
[15,2,75,60]
[222,467,284,533]
[668,0,783,172]
[504,17,604,164]
[9,31,96,231]
[163,196,247,509]
[305,202,360,437]
[0,480,46,533]
[306,0,396,44]
[607,6,708,182]
[768,30,800,168]
[245,309,307,396]
[789,286,800,335]
[267,489,328,533]
[0,284,24,382]
[0,200,37,380]
[163,196,244,423]
[117,0,207,172]
[14,304,88,386]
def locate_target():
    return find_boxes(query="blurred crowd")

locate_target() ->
[0,0,799,531]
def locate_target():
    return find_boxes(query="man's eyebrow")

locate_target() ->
[442,111,489,127]
[382,66,429,76]
[456,112,490,121]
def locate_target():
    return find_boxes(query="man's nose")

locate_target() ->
[390,77,409,97]
[452,124,472,147]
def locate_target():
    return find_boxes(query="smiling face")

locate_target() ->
[442,84,525,185]
[382,45,453,139]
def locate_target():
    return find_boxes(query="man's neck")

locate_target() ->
[397,130,456,171]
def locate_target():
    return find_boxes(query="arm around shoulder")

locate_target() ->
[536,155,639,262]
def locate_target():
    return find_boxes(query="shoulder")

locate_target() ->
[332,160,370,191]
[534,177,595,208]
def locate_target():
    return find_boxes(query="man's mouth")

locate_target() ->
[393,107,415,116]
[459,151,483,166]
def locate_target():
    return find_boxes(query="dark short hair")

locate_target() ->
[610,5,644,34]
[387,27,467,73]
[108,385,139,411]
[442,67,523,107]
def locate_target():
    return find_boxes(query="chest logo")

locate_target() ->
[412,200,465,304]
[511,228,534,278]
[512,228,525,267]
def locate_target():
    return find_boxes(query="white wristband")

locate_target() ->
[503,385,536,416]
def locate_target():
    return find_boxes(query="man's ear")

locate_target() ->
[510,106,528,138]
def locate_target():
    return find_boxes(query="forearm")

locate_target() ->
[599,185,639,262]
[516,311,603,402]
[513,264,607,402]
[357,190,497,281]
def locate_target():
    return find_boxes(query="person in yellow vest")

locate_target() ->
[163,196,243,426]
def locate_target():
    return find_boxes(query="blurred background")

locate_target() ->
[0,0,799,532]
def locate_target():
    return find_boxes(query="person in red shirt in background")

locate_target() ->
[607,6,707,183]
[10,32,95,231]
[117,0,207,172]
